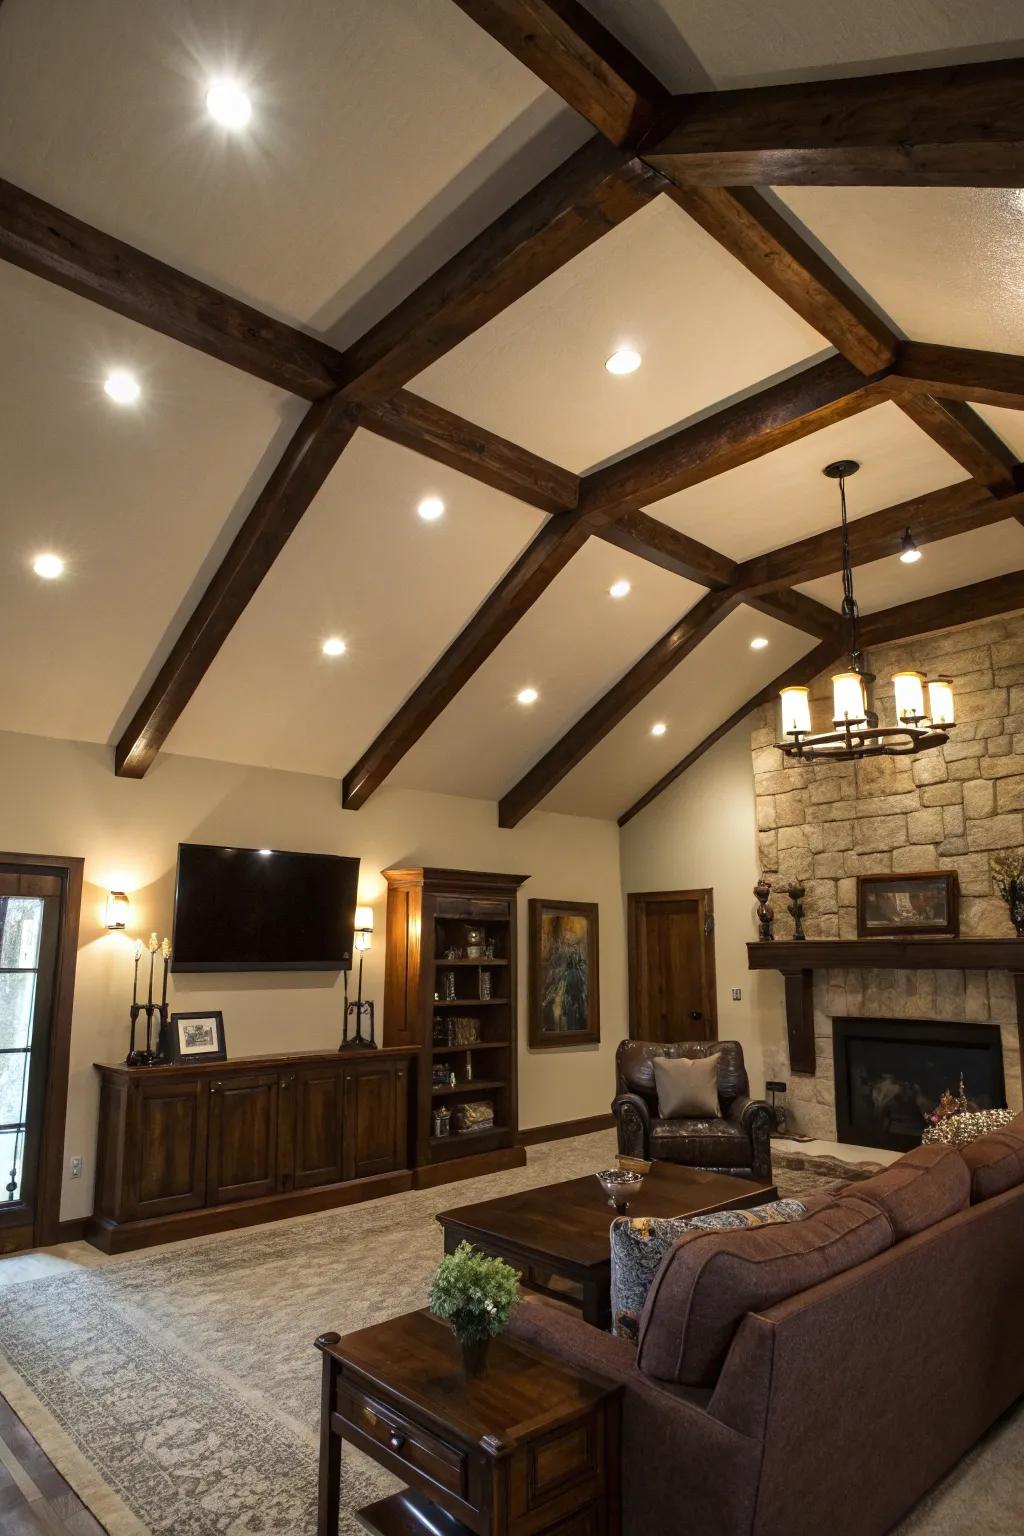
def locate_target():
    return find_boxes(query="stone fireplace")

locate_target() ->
[750,611,1024,1138]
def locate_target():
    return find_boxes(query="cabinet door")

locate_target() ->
[342,1061,407,1181]
[207,1071,279,1205]
[128,1077,209,1219]
[292,1066,344,1190]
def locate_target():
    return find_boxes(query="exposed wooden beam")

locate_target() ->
[358,390,579,514]
[336,140,665,401]
[617,637,843,827]
[663,187,896,374]
[893,392,1020,496]
[580,354,887,520]
[746,588,842,640]
[497,588,740,827]
[590,506,735,587]
[342,507,595,809]
[642,58,1024,187]
[0,177,344,399]
[858,569,1024,648]
[115,395,357,778]
[892,341,1024,410]
[732,480,1022,597]
[449,0,669,147]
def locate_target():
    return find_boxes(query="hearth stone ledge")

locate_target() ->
[763,967,1023,1141]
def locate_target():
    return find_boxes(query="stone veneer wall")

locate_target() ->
[751,610,1024,1138]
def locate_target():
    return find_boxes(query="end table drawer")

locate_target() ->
[338,1383,466,1499]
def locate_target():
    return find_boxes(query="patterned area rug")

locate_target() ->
[0,1132,1017,1534]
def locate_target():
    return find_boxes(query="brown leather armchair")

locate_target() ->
[611,1040,773,1181]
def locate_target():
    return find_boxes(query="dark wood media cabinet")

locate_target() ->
[88,1048,415,1253]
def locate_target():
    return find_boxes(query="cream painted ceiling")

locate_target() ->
[2,1,1024,825]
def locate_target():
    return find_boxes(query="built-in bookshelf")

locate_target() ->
[381,867,528,1183]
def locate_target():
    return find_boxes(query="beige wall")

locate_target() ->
[618,720,786,1092]
[0,730,627,1222]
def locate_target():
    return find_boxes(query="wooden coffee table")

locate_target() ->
[437,1162,777,1329]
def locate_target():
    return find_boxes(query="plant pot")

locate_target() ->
[458,1335,490,1379]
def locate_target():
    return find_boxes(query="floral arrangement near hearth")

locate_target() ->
[428,1241,520,1378]
[990,850,1024,937]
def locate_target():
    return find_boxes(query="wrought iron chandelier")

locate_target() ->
[776,460,955,763]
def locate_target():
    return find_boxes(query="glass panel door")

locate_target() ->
[0,889,59,1223]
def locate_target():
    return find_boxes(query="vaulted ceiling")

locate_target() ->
[3,0,1024,827]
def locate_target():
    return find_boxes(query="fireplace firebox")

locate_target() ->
[833,1017,1005,1152]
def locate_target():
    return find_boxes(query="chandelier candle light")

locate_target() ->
[777,462,955,763]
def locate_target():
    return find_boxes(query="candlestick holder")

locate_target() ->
[787,881,806,941]
[754,875,775,942]
[126,1002,168,1066]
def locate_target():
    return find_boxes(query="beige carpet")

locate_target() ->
[0,1130,1019,1534]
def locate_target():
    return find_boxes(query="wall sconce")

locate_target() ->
[354,905,374,952]
[106,891,130,930]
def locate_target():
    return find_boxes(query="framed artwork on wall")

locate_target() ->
[165,1010,227,1063]
[856,872,960,939]
[528,899,600,1049]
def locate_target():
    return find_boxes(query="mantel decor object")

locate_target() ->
[428,1240,520,1379]
[754,875,774,942]
[126,933,171,1066]
[787,881,806,941]
[856,872,959,939]
[991,851,1024,937]
[776,461,954,764]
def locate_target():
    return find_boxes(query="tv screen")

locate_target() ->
[171,843,360,972]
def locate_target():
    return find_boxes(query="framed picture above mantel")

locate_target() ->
[856,872,960,940]
[528,899,600,1049]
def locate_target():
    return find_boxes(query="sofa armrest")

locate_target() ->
[726,1095,774,1181]
[611,1092,651,1160]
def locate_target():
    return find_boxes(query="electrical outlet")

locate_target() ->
[70,1157,83,1179]
[731,987,742,1001]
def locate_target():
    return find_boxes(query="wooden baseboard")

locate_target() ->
[517,1112,615,1147]
[84,1169,413,1255]
[54,1218,87,1244]
[412,1145,526,1190]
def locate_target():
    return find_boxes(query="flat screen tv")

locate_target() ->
[172,843,360,972]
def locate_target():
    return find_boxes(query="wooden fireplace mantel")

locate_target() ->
[747,938,1024,1075]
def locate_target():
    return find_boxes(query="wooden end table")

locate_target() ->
[437,1162,777,1330]
[315,1309,620,1536]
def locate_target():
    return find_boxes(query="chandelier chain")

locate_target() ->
[838,471,860,660]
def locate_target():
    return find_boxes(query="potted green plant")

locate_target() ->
[428,1241,520,1377]
[991,850,1024,936]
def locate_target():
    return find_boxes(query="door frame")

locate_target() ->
[0,851,83,1248]
[627,888,718,1043]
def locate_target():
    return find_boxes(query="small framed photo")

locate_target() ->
[166,1010,227,1063]
[856,872,959,939]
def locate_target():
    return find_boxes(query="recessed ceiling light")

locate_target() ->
[608,579,631,600]
[322,637,346,657]
[650,721,667,737]
[516,687,539,706]
[32,553,64,580]
[103,369,141,405]
[899,528,922,564]
[605,348,642,376]
[750,636,769,650]
[206,77,252,129]
[417,496,445,522]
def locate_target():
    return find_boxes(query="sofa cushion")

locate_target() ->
[636,1196,892,1387]
[649,1116,750,1168]
[609,1198,808,1341]
[653,1052,721,1118]
[835,1144,969,1239]
[959,1113,1024,1202]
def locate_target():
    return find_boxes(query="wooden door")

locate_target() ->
[342,1060,407,1181]
[628,890,718,1043]
[292,1065,344,1189]
[207,1071,279,1205]
[128,1076,209,1219]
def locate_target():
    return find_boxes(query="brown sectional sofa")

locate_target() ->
[508,1121,1024,1536]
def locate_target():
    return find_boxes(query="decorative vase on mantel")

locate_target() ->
[1010,877,1024,939]
[991,852,1024,937]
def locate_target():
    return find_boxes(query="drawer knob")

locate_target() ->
[388,1430,406,1453]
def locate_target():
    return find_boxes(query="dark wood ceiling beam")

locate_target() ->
[0,176,344,399]
[617,637,843,827]
[893,392,1020,496]
[732,480,1021,597]
[642,58,1024,187]
[580,354,887,520]
[115,395,357,778]
[497,588,740,827]
[589,506,736,587]
[663,187,896,374]
[449,0,669,147]
[341,506,595,809]
[858,569,1024,649]
[745,588,842,640]
[892,341,1024,409]
[335,140,666,402]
